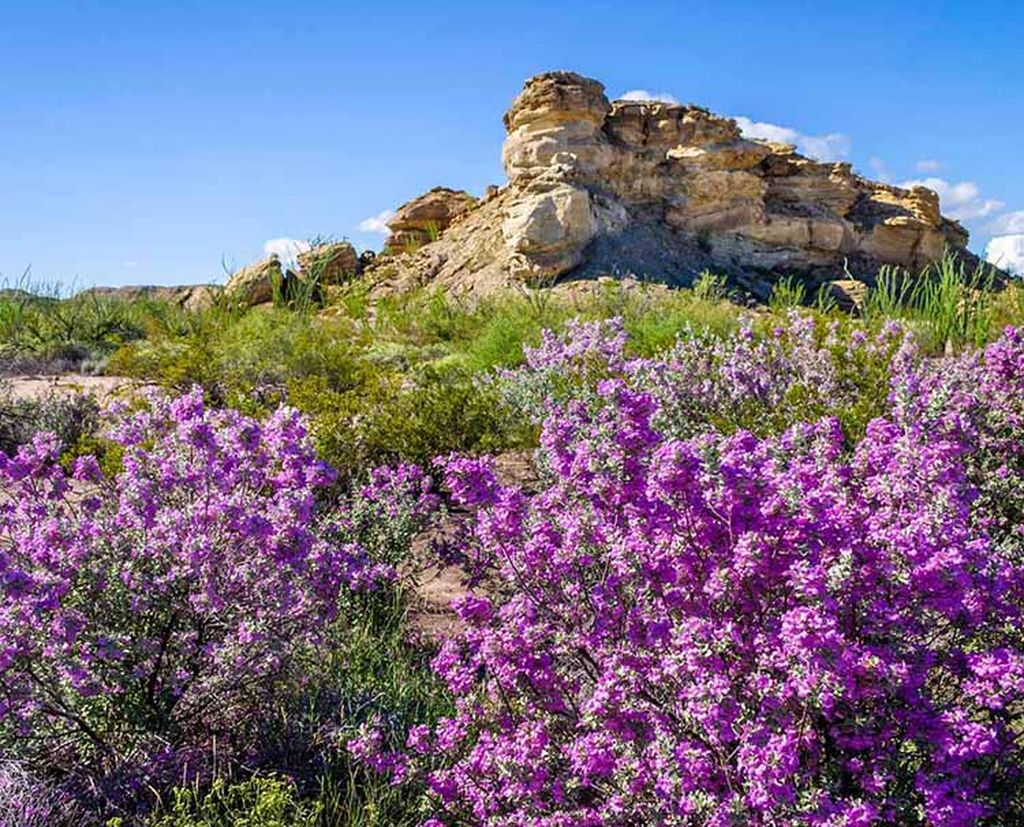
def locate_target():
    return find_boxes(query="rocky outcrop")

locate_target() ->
[223,243,364,307]
[385,188,479,253]
[370,71,983,296]
[297,241,360,284]
[224,254,283,305]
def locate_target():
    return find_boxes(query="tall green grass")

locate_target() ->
[0,275,187,372]
[862,254,997,352]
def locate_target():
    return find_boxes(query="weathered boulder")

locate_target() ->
[828,278,870,312]
[502,72,614,182]
[224,254,282,306]
[179,285,221,312]
[369,70,989,296]
[385,187,479,253]
[502,181,598,282]
[297,241,360,284]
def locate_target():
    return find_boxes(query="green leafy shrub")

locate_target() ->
[110,308,364,412]
[133,776,320,827]
[289,366,530,484]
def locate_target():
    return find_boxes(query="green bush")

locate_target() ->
[110,307,365,412]
[130,776,320,827]
[289,365,530,484]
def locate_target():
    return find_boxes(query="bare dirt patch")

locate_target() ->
[406,450,542,639]
[3,374,139,402]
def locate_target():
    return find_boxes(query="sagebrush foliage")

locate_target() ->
[352,319,1024,825]
[7,279,1024,824]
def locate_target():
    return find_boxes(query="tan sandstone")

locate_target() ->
[385,187,479,253]
[224,254,283,305]
[297,241,360,284]
[368,71,986,297]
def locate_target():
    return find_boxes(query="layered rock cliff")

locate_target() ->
[370,71,979,297]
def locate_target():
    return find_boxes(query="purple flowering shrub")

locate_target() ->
[0,761,84,827]
[409,334,1024,823]
[341,463,442,566]
[895,326,1024,560]
[495,312,909,441]
[0,388,398,794]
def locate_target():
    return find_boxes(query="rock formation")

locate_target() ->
[79,284,221,312]
[369,71,981,297]
[296,241,361,284]
[385,187,479,253]
[225,242,364,306]
[225,254,283,305]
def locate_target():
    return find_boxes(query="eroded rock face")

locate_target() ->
[297,242,360,284]
[385,187,479,253]
[371,71,983,296]
[225,254,283,306]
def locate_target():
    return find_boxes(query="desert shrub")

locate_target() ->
[0,384,100,455]
[211,310,363,402]
[0,761,87,827]
[133,775,320,827]
[494,312,906,444]
[337,324,1024,824]
[394,360,1024,824]
[109,309,364,411]
[618,293,739,358]
[895,324,1024,558]
[992,279,1024,330]
[0,389,399,808]
[289,367,530,485]
[0,286,167,372]
[360,279,740,367]
[162,465,449,827]
[254,587,449,827]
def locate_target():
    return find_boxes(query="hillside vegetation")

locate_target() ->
[2,260,1024,825]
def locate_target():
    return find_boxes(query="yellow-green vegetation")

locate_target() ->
[100,278,746,480]
[113,776,321,827]
[4,259,1023,485]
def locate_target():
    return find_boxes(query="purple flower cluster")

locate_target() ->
[406,322,1024,825]
[0,761,81,827]
[894,325,1024,559]
[345,463,442,565]
[497,312,909,439]
[0,388,390,787]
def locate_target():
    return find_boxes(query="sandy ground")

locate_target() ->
[4,374,138,401]
[406,450,541,638]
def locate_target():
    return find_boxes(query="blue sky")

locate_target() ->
[2,0,1023,287]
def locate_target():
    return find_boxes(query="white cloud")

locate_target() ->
[898,177,1003,222]
[263,237,311,268]
[988,210,1024,235]
[916,159,941,173]
[867,156,890,182]
[619,89,680,104]
[732,115,851,162]
[358,209,395,235]
[986,234,1024,275]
